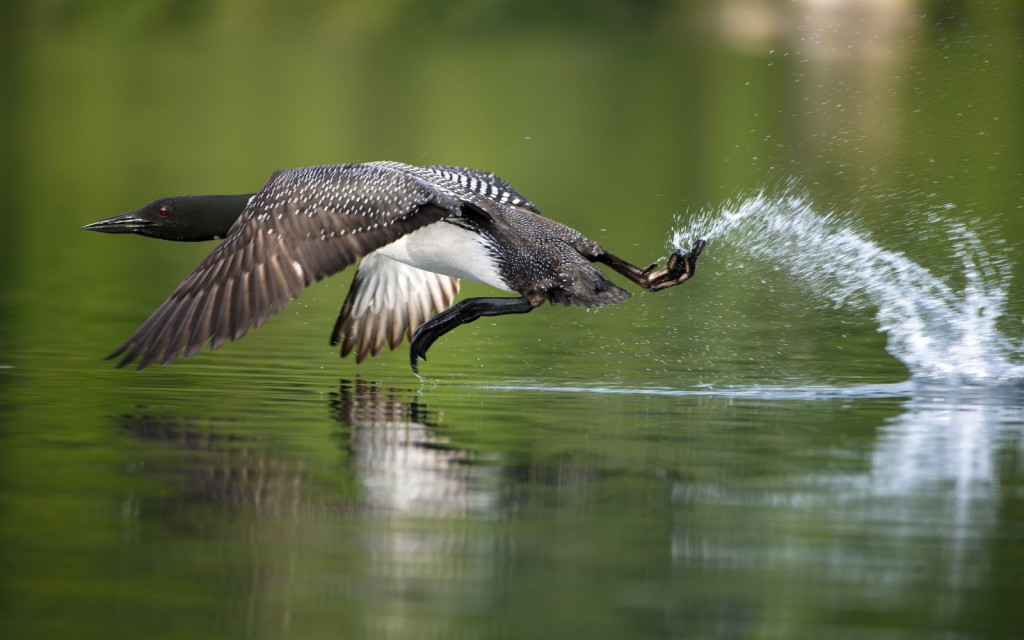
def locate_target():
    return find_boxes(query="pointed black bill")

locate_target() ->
[82,211,152,235]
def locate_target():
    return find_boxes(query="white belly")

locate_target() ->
[376,222,514,293]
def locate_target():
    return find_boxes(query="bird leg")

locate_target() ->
[594,239,706,292]
[410,296,539,374]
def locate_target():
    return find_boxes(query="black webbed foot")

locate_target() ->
[594,239,706,292]
[410,296,538,374]
[640,261,659,276]
[645,239,706,291]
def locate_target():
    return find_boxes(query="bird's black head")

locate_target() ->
[83,194,253,242]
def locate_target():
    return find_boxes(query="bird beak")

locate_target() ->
[82,210,152,235]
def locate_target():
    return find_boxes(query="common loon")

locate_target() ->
[84,162,705,373]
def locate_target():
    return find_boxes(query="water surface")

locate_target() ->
[2,2,1023,639]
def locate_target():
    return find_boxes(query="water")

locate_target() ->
[673,186,1023,385]
[4,3,1024,639]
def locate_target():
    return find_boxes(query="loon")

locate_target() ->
[84,161,705,374]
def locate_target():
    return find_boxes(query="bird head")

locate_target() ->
[83,194,252,242]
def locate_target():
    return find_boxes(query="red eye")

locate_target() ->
[158,206,171,217]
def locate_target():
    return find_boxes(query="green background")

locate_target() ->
[1,1,1022,639]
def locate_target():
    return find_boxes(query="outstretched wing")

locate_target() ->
[111,164,464,369]
[330,252,460,363]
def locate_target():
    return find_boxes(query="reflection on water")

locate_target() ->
[872,382,1023,498]
[113,381,503,638]
[119,412,308,517]
[668,380,1023,636]
[854,382,1024,630]
[869,383,1024,602]
[331,379,497,516]
[331,379,501,639]
[116,379,500,519]
[6,369,1023,638]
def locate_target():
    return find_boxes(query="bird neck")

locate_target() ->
[180,194,254,240]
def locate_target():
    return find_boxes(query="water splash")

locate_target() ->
[672,187,1023,384]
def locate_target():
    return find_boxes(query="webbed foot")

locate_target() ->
[409,296,538,374]
[644,239,706,291]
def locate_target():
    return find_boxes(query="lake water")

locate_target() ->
[2,2,1023,639]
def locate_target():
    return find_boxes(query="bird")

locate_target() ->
[83,161,706,374]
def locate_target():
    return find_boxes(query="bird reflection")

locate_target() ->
[330,378,496,516]
[113,382,501,637]
[115,379,498,519]
[116,412,311,517]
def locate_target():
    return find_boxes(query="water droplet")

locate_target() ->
[667,185,1022,383]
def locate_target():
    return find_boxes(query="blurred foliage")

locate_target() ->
[19,0,688,36]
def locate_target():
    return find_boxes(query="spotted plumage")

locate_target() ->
[84,161,706,373]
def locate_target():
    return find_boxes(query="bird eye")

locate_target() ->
[158,206,171,217]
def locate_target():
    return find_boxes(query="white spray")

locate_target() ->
[672,187,1022,383]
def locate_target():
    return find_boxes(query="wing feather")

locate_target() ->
[112,164,460,369]
[331,252,460,363]
[184,288,214,358]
